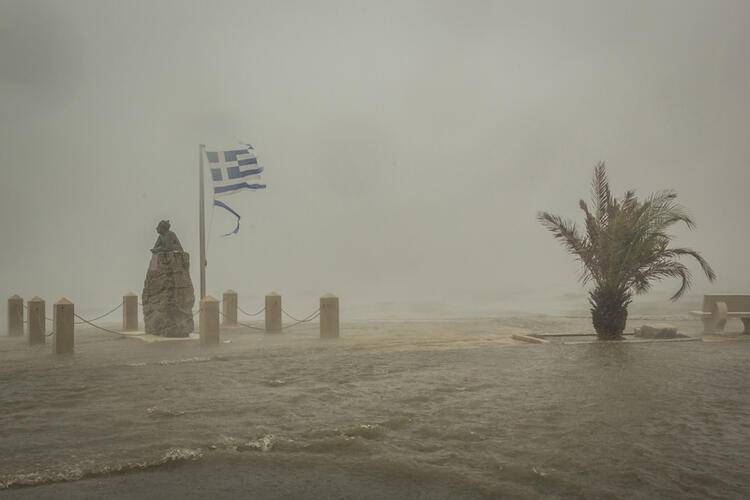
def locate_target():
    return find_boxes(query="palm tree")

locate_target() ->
[538,163,716,339]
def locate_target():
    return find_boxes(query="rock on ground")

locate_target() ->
[634,324,681,339]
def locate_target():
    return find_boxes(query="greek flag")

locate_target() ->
[206,144,266,236]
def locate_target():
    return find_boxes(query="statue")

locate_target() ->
[142,221,195,337]
[151,220,183,254]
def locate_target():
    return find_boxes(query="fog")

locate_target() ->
[2,0,749,314]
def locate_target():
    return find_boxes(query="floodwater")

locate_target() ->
[1,314,749,499]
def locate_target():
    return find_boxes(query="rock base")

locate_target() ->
[142,252,195,337]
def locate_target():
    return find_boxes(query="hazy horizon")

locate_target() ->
[2,0,749,314]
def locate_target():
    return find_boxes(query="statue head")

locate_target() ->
[156,220,171,235]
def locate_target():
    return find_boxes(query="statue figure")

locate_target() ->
[143,220,194,337]
[151,220,184,254]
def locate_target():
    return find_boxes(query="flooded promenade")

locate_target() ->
[1,314,748,499]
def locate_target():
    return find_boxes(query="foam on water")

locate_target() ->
[0,448,204,490]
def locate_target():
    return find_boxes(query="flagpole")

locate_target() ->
[199,143,207,299]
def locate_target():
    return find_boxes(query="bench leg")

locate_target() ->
[742,318,750,335]
[701,317,714,335]
[713,302,728,334]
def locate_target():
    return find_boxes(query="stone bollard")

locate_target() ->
[122,293,139,332]
[222,290,238,326]
[7,295,23,337]
[200,296,220,346]
[320,293,339,339]
[265,292,282,332]
[27,296,46,345]
[53,298,74,354]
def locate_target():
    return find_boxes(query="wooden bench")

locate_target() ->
[689,294,750,334]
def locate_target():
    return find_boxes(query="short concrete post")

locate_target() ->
[7,295,23,337]
[265,292,282,332]
[122,293,139,332]
[27,296,46,345]
[320,293,339,339]
[222,290,238,326]
[53,298,74,354]
[200,296,220,346]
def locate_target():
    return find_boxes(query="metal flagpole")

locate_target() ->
[199,144,207,299]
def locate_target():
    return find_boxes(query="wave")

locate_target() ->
[0,447,203,490]
[0,426,386,490]
[126,356,212,368]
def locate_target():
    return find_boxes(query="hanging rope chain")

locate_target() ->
[218,310,266,331]
[23,301,123,325]
[280,309,320,330]
[281,308,316,323]
[74,301,123,324]
[217,307,320,331]
[72,312,144,336]
[17,299,322,338]
[238,305,265,317]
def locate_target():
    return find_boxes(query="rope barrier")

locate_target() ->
[73,312,144,337]
[74,301,123,324]
[220,307,321,332]
[281,308,315,323]
[280,309,320,330]
[219,307,266,332]
[20,300,142,337]
[238,305,265,317]
[14,297,323,338]
[219,310,267,331]
[23,301,123,324]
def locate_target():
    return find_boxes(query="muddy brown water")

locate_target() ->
[1,316,748,499]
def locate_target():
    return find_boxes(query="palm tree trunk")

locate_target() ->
[589,287,630,339]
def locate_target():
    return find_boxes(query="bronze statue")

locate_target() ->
[151,220,184,254]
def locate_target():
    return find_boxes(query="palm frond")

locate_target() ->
[662,247,717,282]
[537,211,594,283]
[537,212,585,256]
[630,260,692,300]
[591,162,611,225]
[578,199,600,248]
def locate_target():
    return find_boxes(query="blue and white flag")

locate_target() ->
[206,144,266,236]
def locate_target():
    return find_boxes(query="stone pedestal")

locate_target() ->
[54,298,74,354]
[7,295,23,337]
[222,290,238,326]
[27,296,46,345]
[200,296,219,346]
[320,294,339,339]
[123,293,139,332]
[265,292,281,332]
[142,252,195,337]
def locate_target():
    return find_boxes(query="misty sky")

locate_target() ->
[1,0,749,314]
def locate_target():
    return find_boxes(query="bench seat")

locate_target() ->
[691,295,750,334]
[692,310,750,317]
